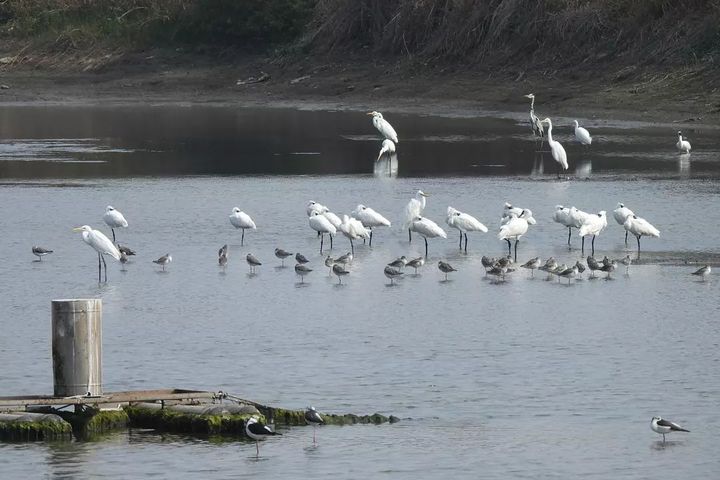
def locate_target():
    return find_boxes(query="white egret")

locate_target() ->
[577,211,608,255]
[338,215,370,254]
[498,209,531,262]
[403,190,429,242]
[377,139,396,161]
[623,214,659,253]
[552,205,574,246]
[322,211,343,230]
[541,118,568,177]
[613,203,635,246]
[153,253,172,271]
[367,111,399,143]
[32,246,53,261]
[573,120,592,145]
[103,206,128,243]
[229,207,256,245]
[524,94,544,144]
[245,417,280,457]
[676,131,691,153]
[309,212,336,253]
[73,225,121,282]
[409,216,447,257]
[651,416,689,444]
[306,201,329,217]
[446,206,488,252]
[437,261,457,281]
[352,204,391,246]
[501,203,537,225]
[305,407,324,444]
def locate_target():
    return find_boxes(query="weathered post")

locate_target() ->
[51,299,102,397]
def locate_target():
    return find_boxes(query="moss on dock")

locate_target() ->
[0,418,73,441]
[263,406,399,426]
[124,404,262,435]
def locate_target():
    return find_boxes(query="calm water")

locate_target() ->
[1,106,719,479]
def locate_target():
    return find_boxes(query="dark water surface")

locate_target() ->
[1,106,719,479]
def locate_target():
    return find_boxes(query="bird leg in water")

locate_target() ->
[97,252,102,283]
[102,255,107,282]
[369,230,373,247]
[458,231,462,249]
[329,234,333,250]
[320,234,324,254]
[408,229,412,243]
[624,230,628,247]
[241,228,245,246]
[636,235,641,254]
[464,233,468,253]
[424,237,428,257]
[581,236,585,254]
[350,238,354,255]
[506,238,512,256]
[591,235,596,256]
[514,239,519,263]
[567,227,572,247]
[111,228,116,243]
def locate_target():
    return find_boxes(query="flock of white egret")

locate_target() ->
[28,105,709,284]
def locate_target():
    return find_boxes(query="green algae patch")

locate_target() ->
[124,404,264,435]
[260,406,399,426]
[0,418,73,441]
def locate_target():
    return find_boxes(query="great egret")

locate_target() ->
[377,139,396,161]
[446,206,488,252]
[384,265,403,285]
[651,416,689,444]
[294,264,313,283]
[305,407,324,444]
[368,111,399,143]
[676,131,691,153]
[338,215,370,254]
[152,254,172,271]
[73,225,121,282]
[32,246,53,261]
[497,209,531,262]
[613,203,635,246]
[691,265,711,281]
[573,120,592,145]
[351,204,391,246]
[103,206,128,243]
[403,190,429,242]
[409,216,447,257]
[309,211,336,253]
[552,205,575,246]
[623,214,659,253]
[229,207,256,245]
[274,248,293,266]
[541,118,568,177]
[246,253,262,273]
[245,417,280,457]
[577,211,607,255]
[437,261,457,281]
[524,94,544,144]
[322,211,342,231]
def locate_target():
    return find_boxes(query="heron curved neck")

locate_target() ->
[546,121,554,142]
[529,97,535,111]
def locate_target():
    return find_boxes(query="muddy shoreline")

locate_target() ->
[1,52,719,128]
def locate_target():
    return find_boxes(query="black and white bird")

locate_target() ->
[651,416,689,444]
[305,406,324,444]
[691,265,711,281]
[246,253,262,273]
[294,264,312,283]
[384,265,403,285]
[437,261,457,281]
[152,253,172,271]
[274,248,293,266]
[218,252,228,269]
[245,417,281,457]
[32,246,53,261]
[118,244,136,257]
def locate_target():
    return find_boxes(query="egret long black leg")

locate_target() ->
[591,235,596,256]
[320,234,324,254]
[464,233,468,253]
[506,238,512,256]
[241,229,245,246]
[567,227,572,247]
[350,238,354,255]
[330,234,333,250]
[101,255,107,282]
[369,230,373,247]
[97,253,102,283]
[408,229,412,243]
[424,237,428,257]
[624,230,628,246]
[636,235,641,253]
[514,239,519,263]
[581,236,585,254]
[458,231,462,249]
[111,228,116,243]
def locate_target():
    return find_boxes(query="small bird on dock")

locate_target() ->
[406,256,425,274]
[437,261,457,281]
[294,264,312,283]
[332,264,349,284]
[153,254,172,271]
[274,248,293,266]
[32,246,53,261]
[691,265,711,281]
[651,416,689,444]
[245,417,281,457]
[521,257,540,277]
[384,265,403,285]
[295,252,309,264]
[246,253,262,273]
[305,406,324,445]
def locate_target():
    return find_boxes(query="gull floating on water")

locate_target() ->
[153,253,172,271]
[32,246,53,261]
[229,207,256,246]
[245,417,280,457]
[74,225,121,282]
[446,206,488,253]
[103,206,128,243]
[651,416,689,444]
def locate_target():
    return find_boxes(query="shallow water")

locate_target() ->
[0,106,719,479]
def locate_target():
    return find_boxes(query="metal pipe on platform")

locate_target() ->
[51,299,102,397]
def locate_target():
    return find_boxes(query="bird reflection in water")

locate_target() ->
[374,153,398,178]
